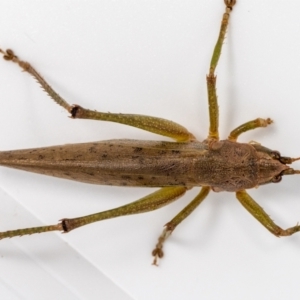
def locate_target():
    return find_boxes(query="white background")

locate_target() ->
[1,1,300,299]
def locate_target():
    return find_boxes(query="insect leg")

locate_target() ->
[228,118,273,141]
[236,190,300,236]
[206,0,235,140]
[0,186,187,238]
[206,1,236,140]
[152,186,210,265]
[0,48,194,142]
[68,106,195,142]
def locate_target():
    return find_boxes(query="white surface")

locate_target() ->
[1,1,300,299]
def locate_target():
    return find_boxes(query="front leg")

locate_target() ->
[228,118,273,141]
[236,190,300,236]
[0,48,195,142]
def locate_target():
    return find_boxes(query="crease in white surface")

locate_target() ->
[0,276,26,300]
[0,186,134,300]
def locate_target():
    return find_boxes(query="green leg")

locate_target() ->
[207,1,236,140]
[0,186,187,237]
[0,49,194,142]
[236,190,300,236]
[228,118,272,141]
[152,186,210,265]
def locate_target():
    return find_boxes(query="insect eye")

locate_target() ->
[272,175,282,183]
[271,151,281,160]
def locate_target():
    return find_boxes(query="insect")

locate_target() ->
[0,0,300,266]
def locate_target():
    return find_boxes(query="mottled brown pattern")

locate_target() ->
[0,139,288,192]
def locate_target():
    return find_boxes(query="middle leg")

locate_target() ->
[206,1,236,140]
[152,186,210,265]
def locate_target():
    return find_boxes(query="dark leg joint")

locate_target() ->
[206,74,216,83]
[165,222,176,232]
[61,218,72,233]
[60,217,85,233]
[69,104,84,118]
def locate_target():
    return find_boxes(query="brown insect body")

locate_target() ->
[0,139,288,192]
[1,1,300,265]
